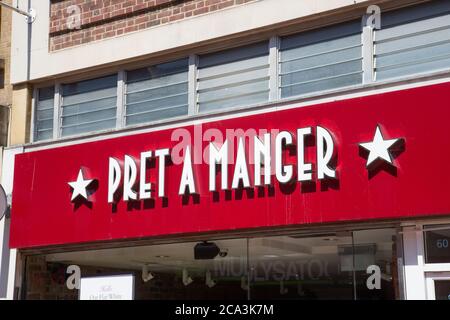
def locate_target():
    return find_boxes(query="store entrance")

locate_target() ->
[22,227,399,300]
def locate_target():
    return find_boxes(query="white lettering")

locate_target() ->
[232,138,251,189]
[139,151,153,200]
[297,127,313,182]
[209,141,229,191]
[317,126,336,180]
[108,157,121,203]
[179,146,197,195]
[123,155,138,201]
[275,131,293,183]
[155,149,169,198]
[254,134,271,186]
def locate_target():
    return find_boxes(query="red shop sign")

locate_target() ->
[10,82,450,249]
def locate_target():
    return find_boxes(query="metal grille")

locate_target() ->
[279,21,363,98]
[197,42,270,112]
[125,59,189,126]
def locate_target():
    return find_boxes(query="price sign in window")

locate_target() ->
[424,225,450,264]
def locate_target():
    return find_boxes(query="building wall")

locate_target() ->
[0,146,23,300]
[9,84,31,146]
[10,0,378,84]
[5,0,381,300]
[5,0,450,300]
[6,0,390,146]
[49,0,256,51]
[0,0,13,147]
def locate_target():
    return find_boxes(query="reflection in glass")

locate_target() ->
[23,228,399,300]
[424,225,450,264]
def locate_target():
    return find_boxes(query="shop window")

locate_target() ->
[249,229,397,300]
[26,239,249,300]
[374,0,450,81]
[61,74,118,137]
[125,58,189,126]
[279,21,363,99]
[34,86,55,141]
[197,42,270,112]
[352,229,398,300]
[25,229,400,300]
[424,225,450,264]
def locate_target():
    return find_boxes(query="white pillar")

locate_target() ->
[0,146,23,300]
[402,226,426,300]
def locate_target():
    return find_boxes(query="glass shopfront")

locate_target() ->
[22,227,400,300]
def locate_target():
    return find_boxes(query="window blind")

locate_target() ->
[197,42,270,112]
[34,86,55,141]
[61,75,118,137]
[125,58,189,126]
[374,0,450,81]
[280,21,363,98]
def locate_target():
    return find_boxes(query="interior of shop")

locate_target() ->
[23,228,399,300]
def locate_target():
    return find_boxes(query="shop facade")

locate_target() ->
[1,0,450,300]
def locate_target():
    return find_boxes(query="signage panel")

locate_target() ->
[10,82,450,248]
[79,275,134,300]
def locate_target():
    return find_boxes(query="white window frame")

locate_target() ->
[402,219,450,300]
[30,87,37,143]
[188,54,198,115]
[362,24,375,84]
[30,84,58,143]
[269,35,280,101]
[116,70,126,129]
[53,83,61,140]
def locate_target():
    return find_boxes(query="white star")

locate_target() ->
[68,169,94,201]
[360,126,400,167]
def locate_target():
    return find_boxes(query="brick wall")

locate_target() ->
[49,0,256,51]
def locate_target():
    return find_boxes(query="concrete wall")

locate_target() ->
[10,0,376,84]
[0,146,23,300]
[49,0,256,51]
[9,84,31,145]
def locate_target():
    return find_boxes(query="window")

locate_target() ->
[125,59,189,126]
[61,74,118,137]
[279,21,363,98]
[249,229,397,300]
[197,42,270,112]
[32,1,450,142]
[424,225,450,264]
[34,87,55,141]
[374,0,450,81]
[23,228,398,300]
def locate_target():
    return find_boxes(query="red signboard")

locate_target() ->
[10,82,450,249]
